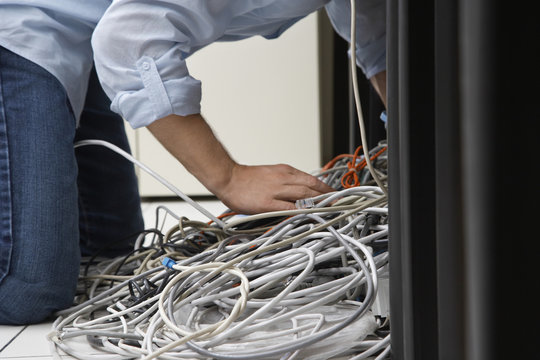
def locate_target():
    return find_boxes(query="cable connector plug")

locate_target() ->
[162,257,177,269]
[295,198,315,209]
[47,330,64,343]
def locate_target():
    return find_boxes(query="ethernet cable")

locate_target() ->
[74,139,226,227]
[349,0,388,196]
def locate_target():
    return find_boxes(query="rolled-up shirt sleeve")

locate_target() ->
[92,0,233,129]
[325,0,386,79]
[92,0,385,128]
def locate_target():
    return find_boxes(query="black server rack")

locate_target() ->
[387,0,539,359]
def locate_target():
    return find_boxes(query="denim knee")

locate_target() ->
[0,270,78,325]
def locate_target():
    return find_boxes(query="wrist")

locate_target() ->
[204,160,239,200]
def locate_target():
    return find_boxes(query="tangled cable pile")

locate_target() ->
[48,141,390,360]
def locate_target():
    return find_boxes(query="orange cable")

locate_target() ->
[341,146,387,188]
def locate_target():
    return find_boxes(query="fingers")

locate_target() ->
[260,199,299,213]
[277,164,335,194]
[273,183,330,203]
[217,164,335,215]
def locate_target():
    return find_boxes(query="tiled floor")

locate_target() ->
[0,198,227,359]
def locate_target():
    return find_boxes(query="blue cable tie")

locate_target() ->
[380,110,387,124]
[162,257,176,269]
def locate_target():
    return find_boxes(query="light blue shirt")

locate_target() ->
[0,0,112,121]
[0,0,386,128]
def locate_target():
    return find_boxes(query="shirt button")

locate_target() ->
[142,62,150,70]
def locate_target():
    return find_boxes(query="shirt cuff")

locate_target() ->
[111,56,202,129]
[352,34,387,79]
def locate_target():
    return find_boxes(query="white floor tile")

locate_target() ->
[0,320,106,360]
[1,357,54,360]
[0,322,53,358]
[0,325,25,352]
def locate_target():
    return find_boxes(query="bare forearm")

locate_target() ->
[146,113,334,214]
[147,113,235,195]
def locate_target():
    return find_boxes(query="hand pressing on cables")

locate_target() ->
[216,163,334,214]
[147,113,334,214]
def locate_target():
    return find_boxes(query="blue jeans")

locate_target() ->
[0,47,144,324]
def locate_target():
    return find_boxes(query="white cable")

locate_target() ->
[140,263,250,360]
[74,139,226,227]
[348,334,391,359]
[349,0,389,196]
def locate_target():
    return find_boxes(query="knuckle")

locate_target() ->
[305,176,319,188]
